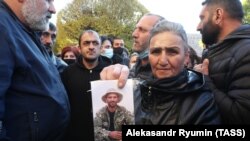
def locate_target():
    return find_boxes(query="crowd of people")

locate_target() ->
[0,0,249,141]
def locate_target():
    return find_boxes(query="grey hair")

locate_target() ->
[149,20,189,52]
[130,52,139,58]
[144,13,165,24]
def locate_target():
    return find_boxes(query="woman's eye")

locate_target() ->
[150,48,162,55]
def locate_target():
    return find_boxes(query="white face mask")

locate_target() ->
[101,48,113,59]
[130,63,136,69]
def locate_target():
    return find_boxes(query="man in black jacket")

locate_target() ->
[194,0,250,124]
[112,37,130,66]
[61,30,112,141]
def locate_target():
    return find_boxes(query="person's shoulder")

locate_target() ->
[236,38,250,50]
[99,56,112,66]
[96,106,107,114]
[61,63,78,75]
[0,4,15,29]
[118,105,130,112]
[55,57,68,66]
[112,54,123,60]
[227,37,250,62]
[0,13,11,34]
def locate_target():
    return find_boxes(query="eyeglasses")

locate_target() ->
[82,40,100,46]
[42,31,56,40]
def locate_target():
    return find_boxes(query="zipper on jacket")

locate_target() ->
[33,112,39,122]
[32,112,39,141]
[148,86,152,96]
[0,120,2,136]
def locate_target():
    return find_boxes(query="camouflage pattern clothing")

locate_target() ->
[94,105,134,141]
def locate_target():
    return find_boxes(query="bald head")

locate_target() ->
[132,13,165,53]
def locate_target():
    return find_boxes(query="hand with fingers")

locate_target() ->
[194,59,209,75]
[100,64,129,88]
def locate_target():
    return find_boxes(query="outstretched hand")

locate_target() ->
[100,64,129,88]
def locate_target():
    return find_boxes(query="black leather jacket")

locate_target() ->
[134,69,221,124]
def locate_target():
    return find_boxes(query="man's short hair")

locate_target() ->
[49,22,57,32]
[202,0,244,22]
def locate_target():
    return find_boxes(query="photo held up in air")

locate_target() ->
[91,79,135,141]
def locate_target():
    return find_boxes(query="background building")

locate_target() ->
[187,33,203,57]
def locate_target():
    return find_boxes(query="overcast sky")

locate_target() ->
[51,0,244,34]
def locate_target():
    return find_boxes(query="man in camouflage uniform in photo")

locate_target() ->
[94,88,134,141]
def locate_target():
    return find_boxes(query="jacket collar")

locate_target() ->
[142,69,205,94]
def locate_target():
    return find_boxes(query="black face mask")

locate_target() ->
[63,59,76,65]
[113,47,123,55]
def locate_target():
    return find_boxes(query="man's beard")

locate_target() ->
[132,39,149,53]
[44,44,53,56]
[21,0,49,31]
[201,19,220,46]
[108,102,117,108]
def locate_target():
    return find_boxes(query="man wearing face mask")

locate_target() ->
[100,36,128,66]
[112,37,130,66]
[100,36,114,58]
[61,46,80,65]
[40,22,68,72]
[129,52,139,70]
[102,47,113,59]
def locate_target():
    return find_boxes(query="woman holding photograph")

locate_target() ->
[101,20,221,125]
[133,20,221,124]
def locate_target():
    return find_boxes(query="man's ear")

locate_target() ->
[214,8,223,24]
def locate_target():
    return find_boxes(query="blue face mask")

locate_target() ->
[101,48,114,59]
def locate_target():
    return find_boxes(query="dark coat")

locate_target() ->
[203,25,250,124]
[134,69,221,124]
[61,56,112,141]
[0,1,70,141]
